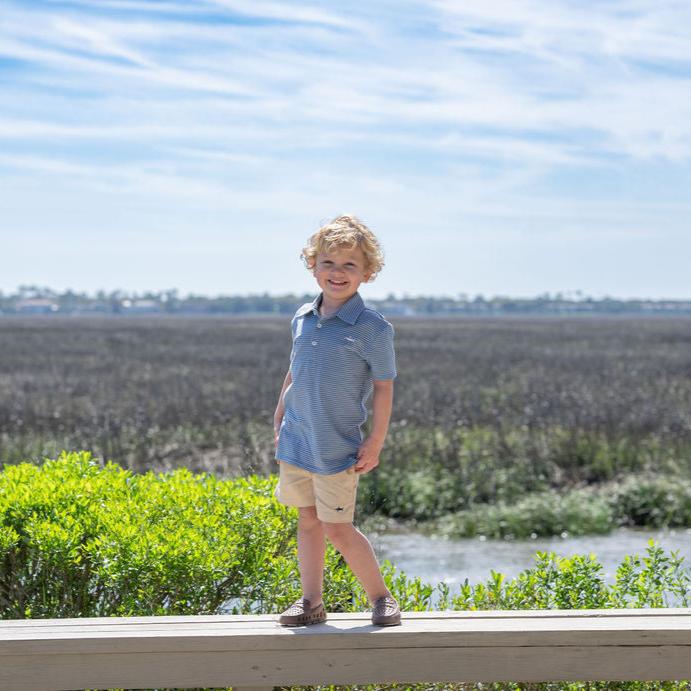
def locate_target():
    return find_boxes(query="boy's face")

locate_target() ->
[313,245,372,304]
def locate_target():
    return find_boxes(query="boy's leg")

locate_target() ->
[297,506,325,606]
[313,466,392,605]
[274,462,326,609]
[321,521,391,604]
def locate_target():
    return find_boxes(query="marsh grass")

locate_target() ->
[2,315,690,472]
[390,474,691,539]
[1,316,690,535]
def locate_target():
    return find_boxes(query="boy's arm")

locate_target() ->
[354,379,394,474]
[273,370,292,448]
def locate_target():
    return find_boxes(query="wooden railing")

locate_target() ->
[1,608,690,690]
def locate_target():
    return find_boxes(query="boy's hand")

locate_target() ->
[354,437,384,474]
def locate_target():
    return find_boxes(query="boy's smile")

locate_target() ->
[313,245,371,311]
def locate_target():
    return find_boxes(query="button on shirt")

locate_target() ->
[275,291,397,475]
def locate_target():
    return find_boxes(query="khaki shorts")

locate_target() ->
[274,460,360,523]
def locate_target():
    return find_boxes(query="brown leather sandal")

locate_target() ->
[278,598,327,626]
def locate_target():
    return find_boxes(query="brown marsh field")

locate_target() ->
[1,315,690,525]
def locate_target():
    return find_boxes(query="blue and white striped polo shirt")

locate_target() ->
[275,291,396,475]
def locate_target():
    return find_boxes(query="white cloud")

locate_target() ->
[206,0,371,33]
[1,0,690,296]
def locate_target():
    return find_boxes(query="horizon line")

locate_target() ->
[4,286,691,303]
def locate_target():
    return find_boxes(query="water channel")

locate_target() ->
[371,525,691,598]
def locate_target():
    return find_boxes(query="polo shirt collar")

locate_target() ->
[296,292,366,325]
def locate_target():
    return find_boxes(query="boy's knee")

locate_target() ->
[322,521,355,543]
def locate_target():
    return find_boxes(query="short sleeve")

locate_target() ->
[365,321,396,380]
[289,312,299,364]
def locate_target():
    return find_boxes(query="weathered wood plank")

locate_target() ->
[1,645,690,690]
[1,609,689,653]
[0,609,689,690]
[2,607,688,627]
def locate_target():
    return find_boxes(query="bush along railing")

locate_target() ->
[2,452,690,690]
[0,451,689,623]
[0,451,302,618]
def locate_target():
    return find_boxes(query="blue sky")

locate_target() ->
[1,0,690,299]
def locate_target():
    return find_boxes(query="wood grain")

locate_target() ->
[1,609,689,690]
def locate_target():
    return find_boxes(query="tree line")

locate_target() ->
[2,285,691,316]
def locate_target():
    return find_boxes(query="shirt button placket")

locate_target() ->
[313,320,323,345]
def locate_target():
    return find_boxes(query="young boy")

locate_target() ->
[273,214,401,627]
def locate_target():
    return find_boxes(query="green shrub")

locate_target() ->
[608,474,691,528]
[450,541,688,611]
[0,450,305,618]
[1,452,688,625]
[418,475,691,540]
[432,487,614,539]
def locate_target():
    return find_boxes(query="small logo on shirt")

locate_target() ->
[344,336,355,342]
[335,506,344,512]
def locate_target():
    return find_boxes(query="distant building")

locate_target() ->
[121,299,161,314]
[374,301,417,316]
[15,298,59,314]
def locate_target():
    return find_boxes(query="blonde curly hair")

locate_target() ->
[301,215,385,281]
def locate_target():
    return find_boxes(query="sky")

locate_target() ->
[1,0,690,300]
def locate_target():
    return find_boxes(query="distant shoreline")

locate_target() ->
[3,310,691,319]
